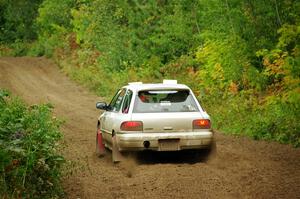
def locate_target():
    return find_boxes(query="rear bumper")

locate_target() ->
[116,130,213,151]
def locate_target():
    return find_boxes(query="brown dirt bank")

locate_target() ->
[0,57,299,199]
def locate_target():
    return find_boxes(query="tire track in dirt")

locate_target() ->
[0,57,299,199]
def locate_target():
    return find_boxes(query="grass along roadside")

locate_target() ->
[0,89,65,198]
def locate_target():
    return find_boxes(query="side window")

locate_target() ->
[108,89,121,110]
[109,89,126,112]
[122,90,133,114]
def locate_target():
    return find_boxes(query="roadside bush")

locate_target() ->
[200,91,300,147]
[0,41,31,57]
[0,89,65,198]
[0,44,13,57]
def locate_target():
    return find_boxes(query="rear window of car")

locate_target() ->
[132,89,199,113]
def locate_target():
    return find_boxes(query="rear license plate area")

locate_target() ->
[158,139,180,151]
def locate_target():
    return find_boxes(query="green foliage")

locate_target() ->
[200,19,300,146]
[204,91,300,147]
[30,0,76,57]
[0,44,13,57]
[0,0,43,43]
[0,89,65,198]
[71,0,201,71]
[37,0,75,35]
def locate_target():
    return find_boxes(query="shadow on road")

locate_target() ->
[134,150,211,165]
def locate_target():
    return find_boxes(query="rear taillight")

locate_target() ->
[120,121,143,131]
[193,119,211,129]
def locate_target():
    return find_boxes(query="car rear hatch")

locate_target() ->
[131,112,205,133]
[131,89,206,133]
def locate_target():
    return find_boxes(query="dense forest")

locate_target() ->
[0,0,299,147]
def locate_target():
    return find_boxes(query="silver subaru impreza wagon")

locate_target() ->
[96,80,214,162]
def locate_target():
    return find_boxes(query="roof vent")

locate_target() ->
[128,82,143,85]
[163,79,177,84]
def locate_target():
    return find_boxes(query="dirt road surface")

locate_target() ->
[0,57,299,199]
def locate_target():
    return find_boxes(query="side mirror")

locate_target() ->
[96,102,108,110]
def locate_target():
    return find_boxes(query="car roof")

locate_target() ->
[123,82,190,92]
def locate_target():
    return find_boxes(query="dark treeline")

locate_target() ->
[0,0,299,146]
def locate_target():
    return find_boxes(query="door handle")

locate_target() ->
[163,127,173,130]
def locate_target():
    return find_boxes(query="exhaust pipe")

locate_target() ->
[143,141,150,149]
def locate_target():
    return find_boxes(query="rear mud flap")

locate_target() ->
[112,135,124,163]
